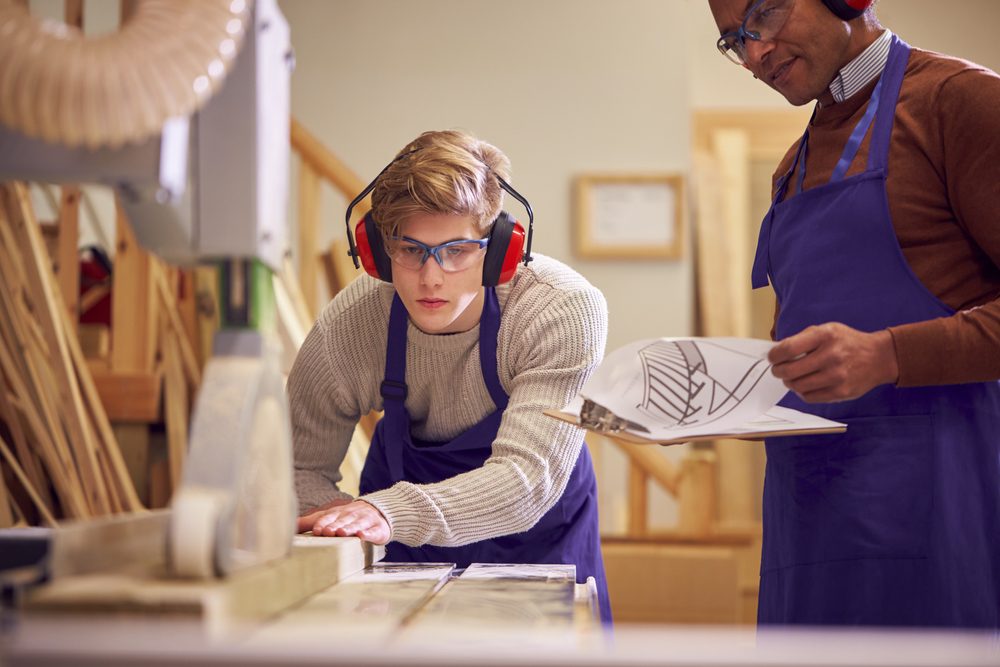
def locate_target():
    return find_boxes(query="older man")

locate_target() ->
[706,0,1000,628]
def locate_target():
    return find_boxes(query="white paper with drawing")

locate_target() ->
[563,337,845,441]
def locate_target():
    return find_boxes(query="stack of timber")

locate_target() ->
[0,182,142,526]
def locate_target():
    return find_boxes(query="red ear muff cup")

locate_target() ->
[355,213,393,282]
[482,212,525,287]
[822,0,872,20]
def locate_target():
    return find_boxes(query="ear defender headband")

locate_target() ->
[821,0,874,20]
[344,152,535,287]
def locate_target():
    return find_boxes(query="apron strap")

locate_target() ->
[831,74,884,182]
[382,294,410,408]
[478,288,509,411]
[752,126,810,289]
[868,35,911,171]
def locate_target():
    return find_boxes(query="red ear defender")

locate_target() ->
[481,212,526,287]
[822,0,873,20]
[354,212,393,281]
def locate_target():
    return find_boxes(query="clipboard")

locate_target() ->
[543,406,847,446]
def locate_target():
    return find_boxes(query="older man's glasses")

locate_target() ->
[717,0,794,66]
[388,236,490,272]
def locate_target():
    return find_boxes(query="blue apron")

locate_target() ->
[751,35,1000,628]
[360,288,612,623]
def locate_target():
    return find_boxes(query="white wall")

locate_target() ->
[279,0,696,353]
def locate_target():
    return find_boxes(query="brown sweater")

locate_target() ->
[772,47,1000,387]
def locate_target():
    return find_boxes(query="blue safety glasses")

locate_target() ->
[387,236,490,272]
[717,0,794,66]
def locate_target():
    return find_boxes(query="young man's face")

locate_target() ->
[390,212,487,335]
[708,0,852,106]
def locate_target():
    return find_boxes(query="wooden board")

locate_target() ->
[602,541,741,625]
[249,562,454,645]
[90,370,162,422]
[405,564,582,636]
[26,535,383,639]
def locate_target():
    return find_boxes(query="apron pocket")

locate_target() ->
[763,414,932,571]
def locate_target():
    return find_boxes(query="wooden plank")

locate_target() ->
[677,448,717,537]
[0,386,54,513]
[0,462,14,528]
[0,432,58,527]
[27,536,381,639]
[111,202,156,375]
[0,335,88,518]
[56,186,81,327]
[0,187,93,518]
[58,300,144,511]
[250,563,454,644]
[602,541,741,625]
[290,118,367,197]
[616,440,680,496]
[153,262,201,388]
[112,424,150,508]
[407,564,579,634]
[628,461,648,536]
[281,255,314,331]
[692,109,812,161]
[193,267,220,372]
[297,161,320,316]
[175,269,201,370]
[322,238,360,298]
[161,319,188,491]
[42,510,169,578]
[77,324,110,360]
[8,184,112,515]
[89,370,162,423]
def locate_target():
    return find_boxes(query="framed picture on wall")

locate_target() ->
[573,173,684,260]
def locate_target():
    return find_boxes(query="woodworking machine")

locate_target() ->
[0,0,297,581]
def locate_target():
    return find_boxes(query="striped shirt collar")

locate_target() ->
[829,29,893,104]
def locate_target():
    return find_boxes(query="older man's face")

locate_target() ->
[707,0,852,106]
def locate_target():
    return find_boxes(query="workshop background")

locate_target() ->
[13,0,1000,626]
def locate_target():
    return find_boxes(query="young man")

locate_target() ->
[288,130,611,622]
[707,0,1000,627]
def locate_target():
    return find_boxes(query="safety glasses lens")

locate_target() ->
[389,239,487,272]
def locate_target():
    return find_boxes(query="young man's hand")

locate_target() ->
[297,499,391,544]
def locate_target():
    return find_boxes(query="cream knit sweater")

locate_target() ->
[288,253,608,547]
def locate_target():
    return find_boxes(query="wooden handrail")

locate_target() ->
[614,440,680,497]
[290,117,367,199]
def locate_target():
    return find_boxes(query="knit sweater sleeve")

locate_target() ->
[288,277,384,512]
[360,265,608,547]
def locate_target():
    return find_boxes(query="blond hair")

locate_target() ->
[370,130,511,240]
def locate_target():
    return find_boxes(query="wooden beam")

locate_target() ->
[27,536,380,639]
[59,301,144,511]
[677,447,718,537]
[628,462,648,537]
[615,440,680,497]
[297,161,320,317]
[56,186,81,327]
[5,183,110,516]
[153,261,201,388]
[290,118,366,197]
[89,370,162,423]
[111,201,156,375]
[0,432,58,527]
[161,317,188,492]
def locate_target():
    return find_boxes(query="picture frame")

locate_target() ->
[573,173,684,260]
